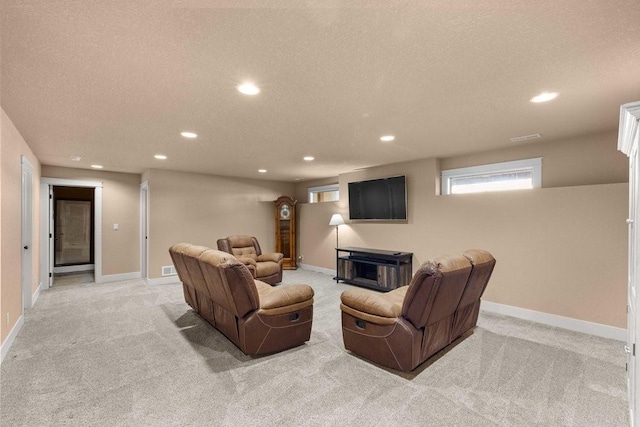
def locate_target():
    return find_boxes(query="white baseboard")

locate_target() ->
[32,282,43,307]
[298,263,335,276]
[95,271,141,284]
[295,265,625,341]
[146,275,179,286]
[54,264,95,274]
[481,300,626,342]
[0,315,24,364]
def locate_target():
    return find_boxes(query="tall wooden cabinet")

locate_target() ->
[619,101,640,427]
[274,196,297,270]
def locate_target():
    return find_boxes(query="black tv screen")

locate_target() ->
[348,176,407,220]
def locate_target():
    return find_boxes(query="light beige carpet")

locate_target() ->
[52,272,95,287]
[0,269,628,426]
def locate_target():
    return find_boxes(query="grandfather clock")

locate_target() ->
[274,196,297,270]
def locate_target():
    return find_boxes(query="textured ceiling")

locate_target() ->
[2,1,640,181]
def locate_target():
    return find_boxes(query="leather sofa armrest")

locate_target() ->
[258,284,314,309]
[257,252,284,263]
[340,289,403,319]
[235,257,257,277]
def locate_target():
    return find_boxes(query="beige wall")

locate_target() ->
[146,169,295,279]
[41,166,141,276]
[1,108,41,344]
[296,134,628,328]
[440,130,628,188]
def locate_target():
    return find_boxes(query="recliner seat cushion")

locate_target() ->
[340,286,406,319]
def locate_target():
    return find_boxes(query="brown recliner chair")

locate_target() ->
[169,243,314,355]
[340,250,495,372]
[217,235,284,285]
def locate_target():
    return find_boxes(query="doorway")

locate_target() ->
[52,186,95,286]
[40,178,103,288]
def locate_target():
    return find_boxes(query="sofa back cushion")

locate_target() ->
[231,246,258,260]
[169,243,193,285]
[402,255,471,329]
[457,249,496,308]
[179,244,212,297]
[198,249,260,318]
[219,235,263,260]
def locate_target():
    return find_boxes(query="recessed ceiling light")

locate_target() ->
[237,82,260,96]
[91,164,103,169]
[258,169,267,173]
[70,156,81,161]
[154,154,167,160]
[303,156,315,161]
[380,135,395,142]
[180,131,198,139]
[529,92,558,103]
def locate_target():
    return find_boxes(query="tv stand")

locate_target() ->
[335,247,413,292]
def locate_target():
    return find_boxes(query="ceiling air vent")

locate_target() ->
[162,265,177,276]
[510,133,541,143]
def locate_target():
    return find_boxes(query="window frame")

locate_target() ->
[308,183,340,203]
[441,157,542,195]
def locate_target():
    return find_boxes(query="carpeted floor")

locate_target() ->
[0,269,629,426]
[53,272,95,287]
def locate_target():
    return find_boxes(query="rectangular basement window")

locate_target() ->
[441,158,542,195]
[308,184,339,203]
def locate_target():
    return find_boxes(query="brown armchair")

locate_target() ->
[217,235,284,285]
[340,250,495,372]
[169,244,314,355]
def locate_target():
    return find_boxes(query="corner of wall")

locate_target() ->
[0,314,24,364]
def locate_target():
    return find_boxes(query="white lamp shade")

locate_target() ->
[329,213,345,226]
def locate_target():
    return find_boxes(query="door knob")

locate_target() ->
[23,245,29,250]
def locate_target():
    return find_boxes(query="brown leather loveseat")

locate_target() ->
[217,235,284,285]
[340,249,495,372]
[169,243,314,355]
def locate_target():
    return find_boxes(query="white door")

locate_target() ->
[619,101,640,427]
[21,156,33,309]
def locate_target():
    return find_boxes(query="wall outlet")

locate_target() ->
[6,312,9,326]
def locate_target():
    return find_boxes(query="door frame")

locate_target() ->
[619,100,640,427]
[21,156,33,310]
[140,181,149,280]
[40,178,103,288]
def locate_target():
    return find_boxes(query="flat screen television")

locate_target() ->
[348,175,407,220]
